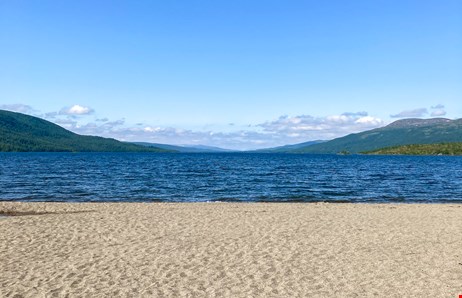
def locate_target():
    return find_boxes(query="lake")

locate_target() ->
[1,152,461,203]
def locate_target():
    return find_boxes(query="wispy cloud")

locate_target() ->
[53,118,78,128]
[391,105,448,118]
[1,103,388,150]
[390,108,428,118]
[63,112,384,150]
[0,104,36,114]
[430,104,446,117]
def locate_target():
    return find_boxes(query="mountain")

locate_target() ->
[134,142,235,153]
[252,140,326,153]
[187,145,235,152]
[384,118,452,128]
[285,118,462,154]
[363,142,462,156]
[0,110,171,152]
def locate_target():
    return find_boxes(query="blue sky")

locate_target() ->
[1,0,461,149]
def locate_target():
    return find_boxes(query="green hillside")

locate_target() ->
[363,143,462,156]
[288,118,462,154]
[0,110,171,152]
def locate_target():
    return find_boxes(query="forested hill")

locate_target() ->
[285,118,462,154]
[0,110,171,152]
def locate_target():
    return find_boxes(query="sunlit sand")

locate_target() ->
[1,202,461,297]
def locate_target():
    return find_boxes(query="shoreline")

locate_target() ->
[1,202,461,297]
[2,199,462,205]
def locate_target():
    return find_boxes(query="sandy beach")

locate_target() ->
[1,202,461,297]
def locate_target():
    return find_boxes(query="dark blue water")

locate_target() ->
[1,152,462,203]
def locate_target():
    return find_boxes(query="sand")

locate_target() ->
[1,202,461,297]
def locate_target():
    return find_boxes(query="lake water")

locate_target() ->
[1,152,461,203]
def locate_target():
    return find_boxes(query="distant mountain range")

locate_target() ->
[272,118,462,154]
[0,110,170,152]
[133,142,235,153]
[2,109,462,154]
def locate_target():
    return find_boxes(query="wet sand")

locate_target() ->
[1,202,461,297]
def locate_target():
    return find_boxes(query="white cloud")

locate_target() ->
[431,109,447,117]
[143,127,155,132]
[258,112,383,137]
[60,105,94,115]
[355,116,383,125]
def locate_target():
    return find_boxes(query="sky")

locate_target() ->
[1,0,461,150]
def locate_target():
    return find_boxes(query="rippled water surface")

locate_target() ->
[1,152,462,203]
